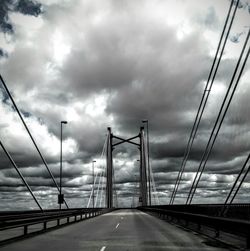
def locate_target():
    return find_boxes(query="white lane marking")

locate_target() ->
[100,246,106,251]
[115,223,120,229]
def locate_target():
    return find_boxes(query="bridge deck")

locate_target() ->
[0,209,240,251]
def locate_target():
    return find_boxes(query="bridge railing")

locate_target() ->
[0,208,113,245]
[139,206,250,248]
[145,203,250,220]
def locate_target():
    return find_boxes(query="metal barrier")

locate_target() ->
[0,208,113,245]
[143,203,250,219]
[139,207,250,248]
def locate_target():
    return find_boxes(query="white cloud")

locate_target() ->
[0,0,250,209]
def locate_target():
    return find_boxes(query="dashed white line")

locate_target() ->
[115,223,120,229]
[100,246,106,251]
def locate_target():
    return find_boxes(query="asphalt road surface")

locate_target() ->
[0,209,239,251]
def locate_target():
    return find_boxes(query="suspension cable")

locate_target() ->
[87,171,99,208]
[220,153,250,216]
[229,158,250,204]
[99,139,107,208]
[224,154,250,205]
[95,136,107,207]
[131,175,139,207]
[0,75,69,209]
[149,159,158,205]
[87,134,108,208]
[187,29,250,204]
[95,167,104,207]
[113,165,118,207]
[99,173,105,207]
[0,140,43,211]
[169,0,238,204]
[150,159,159,205]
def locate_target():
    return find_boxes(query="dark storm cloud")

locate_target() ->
[150,159,181,173]
[1,0,250,209]
[230,32,244,43]
[15,0,42,16]
[0,0,42,34]
[0,85,12,106]
[150,140,206,161]
[0,144,56,170]
[0,175,22,187]
[60,1,210,103]
[0,48,8,58]
[105,35,210,119]
[232,0,250,9]
[0,0,14,34]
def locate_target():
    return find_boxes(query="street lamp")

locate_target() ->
[142,119,151,206]
[92,160,96,208]
[59,120,67,209]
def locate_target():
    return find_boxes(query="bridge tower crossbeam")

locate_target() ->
[106,127,148,208]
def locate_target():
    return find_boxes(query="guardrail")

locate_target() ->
[146,203,250,220]
[139,207,250,248]
[0,208,113,245]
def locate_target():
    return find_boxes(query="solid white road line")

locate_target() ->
[100,246,106,251]
[115,223,120,229]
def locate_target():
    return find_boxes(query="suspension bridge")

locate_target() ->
[0,0,250,250]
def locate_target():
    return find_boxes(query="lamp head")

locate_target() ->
[61,121,68,124]
[142,119,148,123]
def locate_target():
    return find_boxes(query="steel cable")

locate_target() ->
[169,0,238,204]
[0,75,69,208]
[187,29,250,204]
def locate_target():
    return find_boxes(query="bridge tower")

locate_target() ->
[139,126,148,206]
[106,127,148,208]
[106,127,113,208]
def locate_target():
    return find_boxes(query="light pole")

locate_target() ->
[59,120,67,210]
[142,119,151,206]
[92,160,96,208]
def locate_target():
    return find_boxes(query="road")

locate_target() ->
[0,209,238,251]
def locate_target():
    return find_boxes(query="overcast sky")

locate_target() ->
[0,0,250,210]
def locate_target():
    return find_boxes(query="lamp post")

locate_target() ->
[92,160,96,208]
[59,120,67,210]
[142,119,151,206]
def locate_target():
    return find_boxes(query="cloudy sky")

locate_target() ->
[0,0,250,210]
